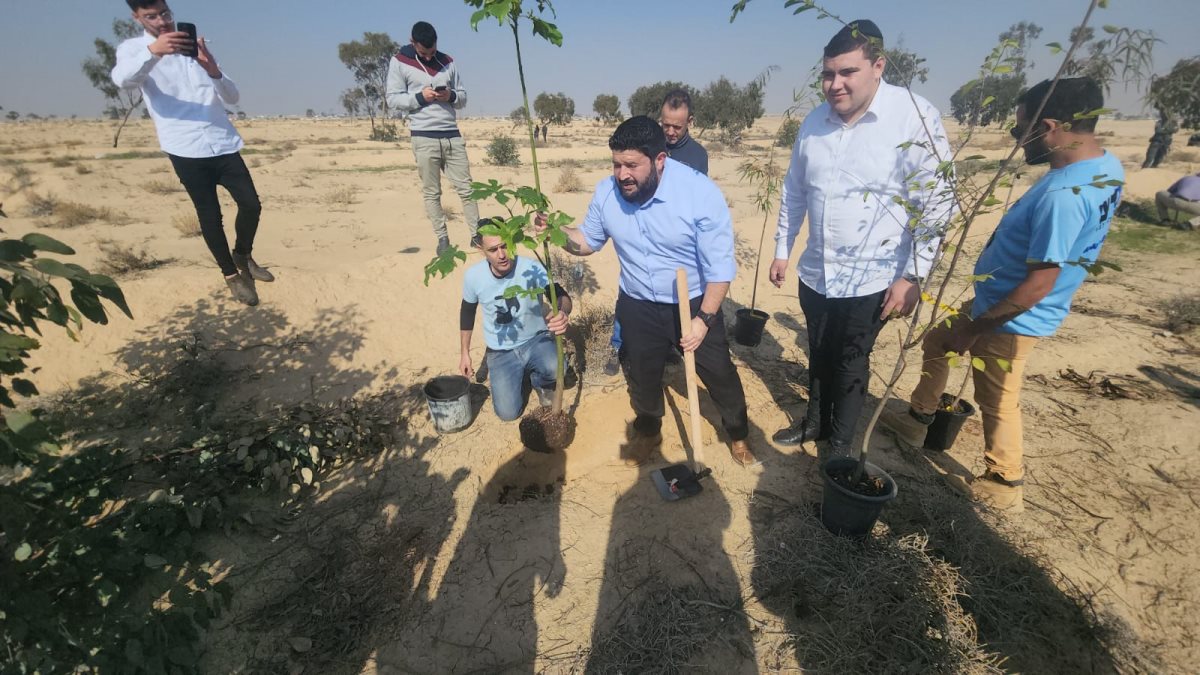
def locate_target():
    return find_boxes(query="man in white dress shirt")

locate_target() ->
[768,20,953,458]
[112,0,272,306]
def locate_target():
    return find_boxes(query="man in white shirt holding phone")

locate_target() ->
[769,20,954,458]
[112,0,272,306]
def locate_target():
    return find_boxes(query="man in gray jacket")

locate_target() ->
[386,21,480,255]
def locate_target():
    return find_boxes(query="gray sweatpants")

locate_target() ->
[411,135,481,241]
[1155,190,1200,228]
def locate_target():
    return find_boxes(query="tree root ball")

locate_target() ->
[519,408,576,453]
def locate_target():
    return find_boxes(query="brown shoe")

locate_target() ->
[623,433,662,467]
[729,439,756,466]
[946,471,1024,513]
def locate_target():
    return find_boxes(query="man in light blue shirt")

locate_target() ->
[882,77,1123,514]
[543,116,754,467]
[460,228,571,421]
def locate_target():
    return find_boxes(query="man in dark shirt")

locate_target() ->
[660,89,708,175]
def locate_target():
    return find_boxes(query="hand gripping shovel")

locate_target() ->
[651,269,713,502]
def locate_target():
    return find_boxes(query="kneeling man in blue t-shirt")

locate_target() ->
[460,227,571,421]
[881,77,1123,514]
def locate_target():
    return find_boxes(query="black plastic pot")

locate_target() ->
[820,457,898,537]
[923,393,976,452]
[733,308,769,347]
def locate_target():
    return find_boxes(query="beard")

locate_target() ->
[619,169,660,205]
[1023,137,1052,165]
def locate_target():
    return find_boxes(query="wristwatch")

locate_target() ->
[696,310,718,328]
[902,273,924,285]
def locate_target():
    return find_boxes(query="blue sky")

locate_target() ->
[1,0,1195,119]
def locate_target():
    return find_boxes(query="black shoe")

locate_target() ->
[225,272,259,306]
[232,253,274,282]
[436,236,450,256]
[772,419,823,446]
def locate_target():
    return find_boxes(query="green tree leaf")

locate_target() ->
[21,233,76,255]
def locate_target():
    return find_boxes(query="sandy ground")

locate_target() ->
[2,114,1198,673]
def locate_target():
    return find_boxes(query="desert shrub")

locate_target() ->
[98,239,173,275]
[50,157,73,168]
[25,191,58,217]
[1170,149,1198,163]
[74,164,92,175]
[1161,292,1200,333]
[486,135,520,166]
[144,178,182,194]
[323,187,357,206]
[555,165,582,193]
[172,211,201,237]
[775,117,801,147]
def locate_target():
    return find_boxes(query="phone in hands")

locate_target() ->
[176,22,198,58]
[434,86,448,92]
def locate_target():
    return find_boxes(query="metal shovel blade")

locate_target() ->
[651,464,713,502]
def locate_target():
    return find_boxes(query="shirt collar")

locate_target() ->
[667,133,691,150]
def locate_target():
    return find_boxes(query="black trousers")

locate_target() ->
[168,152,262,276]
[798,281,887,446]
[616,291,749,441]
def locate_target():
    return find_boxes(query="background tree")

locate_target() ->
[337,32,401,141]
[1061,25,1159,94]
[1146,57,1200,128]
[6,111,19,122]
[510,104,530,129]
[340,87,366,119]
[81,19,144,148]
[949,22,1041,127]
[627,81,696,118]
[694,75,769,143]
[592,93,623,124]
[883,42,929,88]
[533,91,575,126]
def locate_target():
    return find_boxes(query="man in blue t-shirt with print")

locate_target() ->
[881,77,1123,514]
[460,225,571,421]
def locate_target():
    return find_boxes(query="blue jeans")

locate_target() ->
[486,331,559,421]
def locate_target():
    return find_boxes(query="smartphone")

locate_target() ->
[434,85,448,92]
[176,22,198,58]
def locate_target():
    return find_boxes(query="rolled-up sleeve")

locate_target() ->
[581,185,610,252]
[695,183,737,283]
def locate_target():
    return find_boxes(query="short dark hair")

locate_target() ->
[662,89,693,117]
[126,0,163,10]
[609,116,666,160]
[823,19,884,62]
[1018,77,1104,134]
[412,21,437,48]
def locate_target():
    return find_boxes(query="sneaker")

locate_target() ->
[946,471,1024,513]
[436,236,451,256]
[232,253,274,282]
[225,272,259,306]
[879,405,933,450]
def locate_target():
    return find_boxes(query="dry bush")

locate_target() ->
[5,163,36,192]
[25,191,57,217]
[323,187,357,207]
[555,165,583,193]
[746,504,1003,674]
[143,178,182,195]
[567,302,616,384]
[172,211,201,237]
[1170,149,1198,164]
[55,202,129,228]
[707,140,727,154]
[50,157,73,168]
[74,164,92,175]
[1161,293,1200,333]
[98,239,173,276]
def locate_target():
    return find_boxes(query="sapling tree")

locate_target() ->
[81,19,144,148]
[425,0,575,435]
[731,0,1144,488]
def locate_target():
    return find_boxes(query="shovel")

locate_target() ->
[651,268,712,502]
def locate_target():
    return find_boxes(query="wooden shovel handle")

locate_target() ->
[676,268,705,468]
